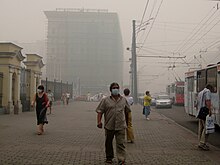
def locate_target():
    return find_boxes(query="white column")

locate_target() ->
[34,73,37,92]
[8,68,13,102]
[17,69,21,100]
[17,69,22,113]
[7,67,14,114]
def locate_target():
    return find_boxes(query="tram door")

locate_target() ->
[207,66,219,126]
[185,74,196,116]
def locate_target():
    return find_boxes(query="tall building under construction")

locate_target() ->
[44,8,123,94]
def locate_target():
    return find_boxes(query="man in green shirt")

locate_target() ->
[96,82,131,165]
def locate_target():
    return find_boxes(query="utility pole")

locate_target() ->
[132,20,138,104]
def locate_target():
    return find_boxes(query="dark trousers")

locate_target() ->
[105,129,126,161]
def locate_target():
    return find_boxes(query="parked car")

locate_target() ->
[155,94,172,108]
[90,93,106,102]
[90,94,100,102]
[74,95,87,101]
[150,96,156,106]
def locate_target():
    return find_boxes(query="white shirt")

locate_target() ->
[124,96,134,106]
[196,88,211,117]
[66,93,70,98]
[47,92,54,101]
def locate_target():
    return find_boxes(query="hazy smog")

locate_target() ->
[1,0,220,96]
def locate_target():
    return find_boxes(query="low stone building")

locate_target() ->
[0,42,44,114]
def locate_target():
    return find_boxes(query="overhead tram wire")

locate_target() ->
[178,5,219,53]
[138,0,164,53]
[148,0,157,22]
[187,39,220,65]
[138,4,216,70]
[182,9,220,60]
[140,37,220,47]
[139,0,150,31]
[181,11,220,56]
[179,6,220,67]
[209,52,220,62]
[182,15,220,56]
[138,0,157,41]
[140,46,176,54]
[174,7,218,67]
[180,38,220,67]
[206,39,220,49]
[173,5,218,54]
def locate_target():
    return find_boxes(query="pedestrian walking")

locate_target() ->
[31,85,50,135]
[123,88,134,143]
[143,91,152,120]
[61,93,66,105]
[47,89,54,115]
[196,84,213,150]
[87,92,91,102]
[96,82,131,165]
[66,92,70,105]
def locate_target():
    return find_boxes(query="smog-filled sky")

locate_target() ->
[1,0,220,94]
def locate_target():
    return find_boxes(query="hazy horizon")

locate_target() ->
[1,0,220,94]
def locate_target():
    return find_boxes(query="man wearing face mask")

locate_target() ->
[31,85,50,135]
[96,82,131,165]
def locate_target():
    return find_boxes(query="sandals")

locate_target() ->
[37,132,42,135]
[41,128,44,132]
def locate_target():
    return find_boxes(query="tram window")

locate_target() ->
[176,87,184,94]
[197,70,206,92]
[188,77,194,92]
[207,67,217,93]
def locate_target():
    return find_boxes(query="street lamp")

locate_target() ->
[127,19,153,104]
[132,20,138,104]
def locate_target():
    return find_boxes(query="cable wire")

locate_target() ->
[138,0,150,34]
[174,5,217,53]
[139,0,164,52]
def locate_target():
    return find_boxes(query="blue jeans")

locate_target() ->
[144,106,151,118]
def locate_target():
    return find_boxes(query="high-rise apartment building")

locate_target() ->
[44,8,123,94]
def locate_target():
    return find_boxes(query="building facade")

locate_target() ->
[0,42,44,114]
[44,8,123,95]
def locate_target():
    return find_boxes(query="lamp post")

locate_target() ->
[132,20,138,104]
[128,18,153,104]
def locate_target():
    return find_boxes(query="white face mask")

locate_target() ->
[112,89,119,95]
[37,89,43,93]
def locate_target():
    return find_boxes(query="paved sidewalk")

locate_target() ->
[0,101,220,165]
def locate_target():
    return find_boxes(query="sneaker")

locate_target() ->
[146,118,150,120]
[37,132,42,135]
[105,159,113,164]
[204,144,210,150]
[198,144,209,151]
[127,140,134,143]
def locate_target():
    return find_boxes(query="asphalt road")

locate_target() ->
[154,105,220,149]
